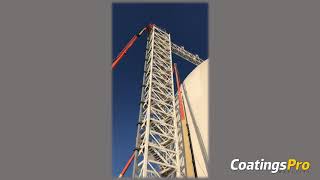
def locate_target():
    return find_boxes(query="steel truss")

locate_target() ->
[171,43,204,65]
[132,25,181,178]
[131,25,206,178]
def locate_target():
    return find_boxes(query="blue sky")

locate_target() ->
[112,3,208,177]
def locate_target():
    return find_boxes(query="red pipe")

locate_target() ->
[112,25,151,70]
[112,35,138,69]
[118,151,135,178]
[174,63,186,121]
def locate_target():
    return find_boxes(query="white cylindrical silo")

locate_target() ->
[181,60,209,177]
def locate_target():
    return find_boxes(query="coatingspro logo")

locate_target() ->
[230,158,311,174]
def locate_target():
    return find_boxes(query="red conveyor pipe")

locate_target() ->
[112,26,147,70]
[174,63,186,121]
[118,151,135,178]
[112,35,138,69]
[112,24,156,70]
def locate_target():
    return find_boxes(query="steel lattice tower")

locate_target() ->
[114,24,205,178]
[132,25,181,178]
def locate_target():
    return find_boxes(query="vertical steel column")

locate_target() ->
[132,25,180,178]
[131,29,153,178]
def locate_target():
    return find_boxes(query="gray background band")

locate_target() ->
[0,0,319,179]
[213,0,319,179]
